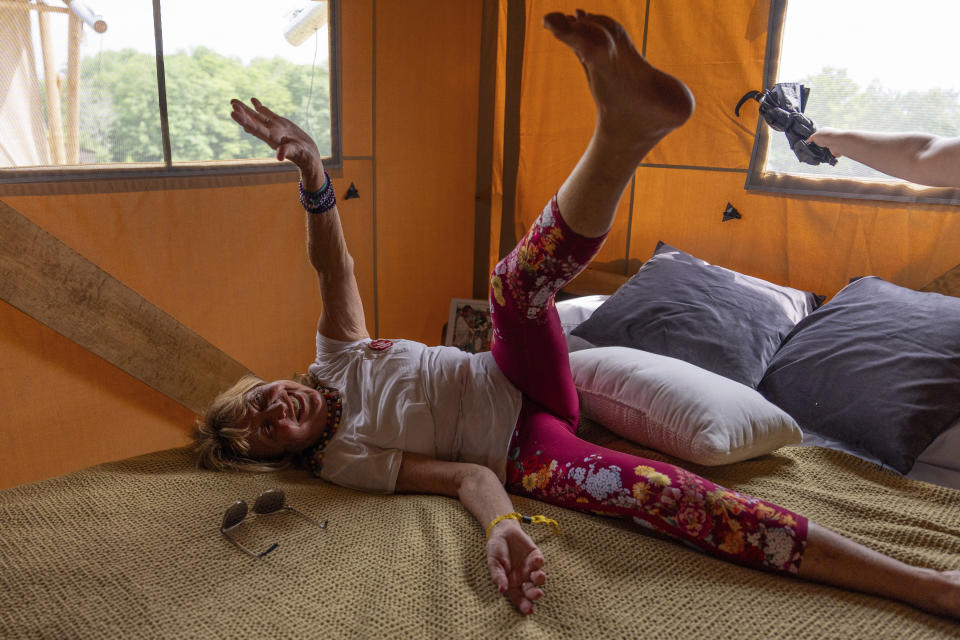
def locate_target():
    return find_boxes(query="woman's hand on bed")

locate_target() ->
[486,521,547,614]
[394,456,547,613]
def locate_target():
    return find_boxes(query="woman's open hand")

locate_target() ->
[229,98,325,189]
[486,521,547,614]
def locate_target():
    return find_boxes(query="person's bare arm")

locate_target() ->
[305,206,369,341]
[808,127,960,188]
[395,453,548,614]
[230,98,369,341]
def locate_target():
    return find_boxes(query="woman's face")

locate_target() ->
[240,380,328,459]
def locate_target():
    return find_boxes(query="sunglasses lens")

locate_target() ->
[254,489,285,514]
[222,500,247,530]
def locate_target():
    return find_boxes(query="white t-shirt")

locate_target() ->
[308,334,523,494]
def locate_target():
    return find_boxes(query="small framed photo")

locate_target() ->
[444,298,493,353]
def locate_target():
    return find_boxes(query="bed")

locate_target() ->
[2,243,960,638]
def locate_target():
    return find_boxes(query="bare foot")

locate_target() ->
[543,10,694,153]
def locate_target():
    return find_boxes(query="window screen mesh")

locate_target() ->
[160,0,332,164]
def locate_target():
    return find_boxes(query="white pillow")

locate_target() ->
[556,295,608,331]
[556,295,607,352]
[569,346,802,465]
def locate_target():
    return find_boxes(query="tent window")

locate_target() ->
[745,0,960,205]
[0,0,339,183]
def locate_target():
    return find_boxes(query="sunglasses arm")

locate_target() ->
[283,506,328,530]
[221,529,279,558]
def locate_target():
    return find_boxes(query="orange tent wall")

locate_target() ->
[1,0,958,490]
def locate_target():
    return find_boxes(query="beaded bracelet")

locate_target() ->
[299,170,337,214]
[485,512,561,540]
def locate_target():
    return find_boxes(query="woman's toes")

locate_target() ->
[544,10,694,142]
[581,12,629,43]
[542,12,572,36]
[543,11,608,54]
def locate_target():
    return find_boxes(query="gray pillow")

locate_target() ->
[758,276,960,473]
[571,242,822,387]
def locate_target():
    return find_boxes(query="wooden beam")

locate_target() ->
[65,14,82,164]
[37,8,66,164]
[471,0,498,299]
[497,0,525,259]
[921,263,960,298]
[0,200,251,413]
[0,1,71,14]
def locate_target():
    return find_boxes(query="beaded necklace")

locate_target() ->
[302,385,343,476]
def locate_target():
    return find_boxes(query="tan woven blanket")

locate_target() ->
[1,421,959,639]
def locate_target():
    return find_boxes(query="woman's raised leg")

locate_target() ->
[489,11,693,422]
[545,10,694,238]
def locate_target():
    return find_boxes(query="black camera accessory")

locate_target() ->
[735,82,837,166]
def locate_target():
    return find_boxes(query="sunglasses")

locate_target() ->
[220,488,328,557]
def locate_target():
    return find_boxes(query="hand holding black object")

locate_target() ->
[735,82,838,166]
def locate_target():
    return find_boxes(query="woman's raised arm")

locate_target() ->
[230,98,369,341]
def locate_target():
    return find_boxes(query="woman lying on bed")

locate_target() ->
[193,10,960,620]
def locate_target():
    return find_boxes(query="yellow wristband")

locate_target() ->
[485,512,561,540]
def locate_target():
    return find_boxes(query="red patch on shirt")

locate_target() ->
[368,339,394,351]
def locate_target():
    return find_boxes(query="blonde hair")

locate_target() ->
[192,374,289,472]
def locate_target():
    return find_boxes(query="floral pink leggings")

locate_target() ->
[489,196,807,575]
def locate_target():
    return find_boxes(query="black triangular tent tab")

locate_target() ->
[722,202,742,221]
[344,182,360,200]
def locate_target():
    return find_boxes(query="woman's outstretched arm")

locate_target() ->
[230,98,369,342]
[807,128,960,188]
[395,453,548,615]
